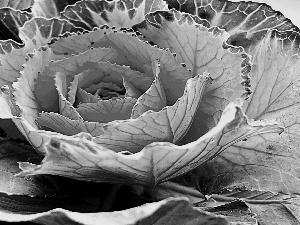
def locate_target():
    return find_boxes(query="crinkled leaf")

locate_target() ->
[61,0,168,30]
[135,10,251,140]
[0,17,84,86]
[54,72,83,121]
[15,46,119,129]
[18,103,281,185]
[38,73,208,153]
[165,0,300,51]
[50,27,193,105]
[67,61,152,105]
[76,97,137,122]
[13,46,55,130]
[190,31,300,195]
[0,198,229,225]
[131,60,166,119]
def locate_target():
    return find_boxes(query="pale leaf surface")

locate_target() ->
[135,10,251,128]
[37,74,207,153]
[76,97,137,123]
[123,77,142,98]
[23,46,119,116]
[192,31,300,195]
[0,198,229,225]
[18,103,281,185]
[76,88,100,104]
[67,61,152,105]
[0,17,84,87]
[37,112,104,136]
[165,0,300,51]
[131,60,166,119]
[61,0,168,29]
[54,72,83,121]
[50,28,193,105]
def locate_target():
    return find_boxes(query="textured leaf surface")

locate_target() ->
[196,189,300,225]
[0,0,34,10]
[0,17,84,87]
[18,103,281,185]
[131,60,166,119]
[135,10,251,129]
[0,198,229,225]
[31,0,80,18]
[165,0,300,51]
[190,31,300,195]
[76,97,137,122]
[0,8,32,43]
[50,27,193,105]
[15,46,119,129]
[38,73,208,153]
[61,0,168,30]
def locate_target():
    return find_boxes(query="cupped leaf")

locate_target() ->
[61,0,168,30]
[38,73,208,153]
[76,97,137,122]
[135,10,251,129]
[15,46,119,129]
[0,198,229,225]
[0,17,84,87]
[131,60,166,119]
[165,0,300,51]
[49,27,193,105]
[18,102,281,185]
[54,72,83,121]
[67,61,153,104]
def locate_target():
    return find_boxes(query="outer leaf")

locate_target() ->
[38,73,208,153]
[0,140,57,196]
[0,0,34,10]
[165,0,300,51]
[0,198,229,225]
[0,8,32,43]
[190,31,300,195]
[31,0,80,18]
[61,0,168,30]
[196,189,300,225]
[0,17,84,86]
[18,103,281,185]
